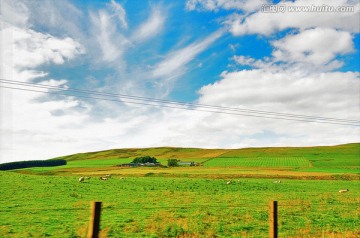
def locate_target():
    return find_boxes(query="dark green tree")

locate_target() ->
[132,156,157,164]
[0,159,67,170]
[167,159,179,167]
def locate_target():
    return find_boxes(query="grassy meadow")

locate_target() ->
[0,143,359,237]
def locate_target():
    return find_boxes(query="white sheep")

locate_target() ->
[226,180,231,185]
[273,180,281,184]
[100,177,108,180]
[79,177,84,182]
[339,189,349,193]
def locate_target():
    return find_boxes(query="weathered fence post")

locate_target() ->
[87,201,102,238]
[269,201,278,238]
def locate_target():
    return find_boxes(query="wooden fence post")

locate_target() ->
[269,200,278,238]
[87,201,102,238]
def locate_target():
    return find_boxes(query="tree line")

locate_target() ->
[0,159,67,170]
[131,156,179,167]
[132,156,158,164]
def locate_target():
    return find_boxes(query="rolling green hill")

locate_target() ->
[54,143,357,160]
[51,143,360,169]
[6,142,356,179]
[52,147,228,161]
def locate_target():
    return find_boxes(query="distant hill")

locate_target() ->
[52,143,359,168]
[52,147,228,161]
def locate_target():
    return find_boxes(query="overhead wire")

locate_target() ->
[1,78,358,123]
[0,79,359,126]
[1,79,359,126]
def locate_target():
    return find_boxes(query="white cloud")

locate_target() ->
[152,29,224,79]
[229,0,360,36]
[195,69,360,146]
[1,26,84,71]
[108,0,128,29]
[233,55,273,70]
[233,27,355,73]
[199,70,359,117]
[132,6,165,42]
[89,9,130,63]
[11,0,129,66]
[0,0,29,28]
[23,0,84,40]
[186,0,268,12]
[272,28,354,66]
[0,9,89,163]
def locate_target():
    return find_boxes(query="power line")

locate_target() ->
[1,78,358,123]
[1,80,359,126]
[0,79,359,126]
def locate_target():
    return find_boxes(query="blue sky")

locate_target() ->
[0,0,359,163]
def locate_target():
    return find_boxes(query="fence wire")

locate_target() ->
[1,201,359,237]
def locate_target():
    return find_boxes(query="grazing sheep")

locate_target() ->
[273,180,281,184]
[339,189,349,193]
[79,177,84,182]
[100,177,108,181]
[226,180,231,185]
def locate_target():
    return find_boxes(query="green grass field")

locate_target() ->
[1,143,359,237]
[204,157,311,167]
[0,171,359,237]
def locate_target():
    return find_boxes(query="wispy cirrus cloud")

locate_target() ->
[23,0,84,39]
[108,0,128,29]
[132,5,166,42]
[89,9,131,64]
[186,0,268,12]
[152,29,224,79]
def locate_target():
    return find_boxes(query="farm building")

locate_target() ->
[178,161,197,166]
[118,163,162,167]
[118,163,139,167]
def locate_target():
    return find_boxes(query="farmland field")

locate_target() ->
[204,157,311,167]
[1,143,359,237]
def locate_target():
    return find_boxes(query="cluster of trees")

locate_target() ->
[0,159,67,170]
[167,159,179,167]
[129,156,190,167]
[131,156,158,164]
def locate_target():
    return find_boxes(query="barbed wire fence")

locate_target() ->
[1,200,359,237]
